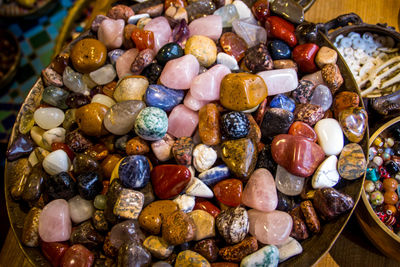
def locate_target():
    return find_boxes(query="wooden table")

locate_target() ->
[1,0,399,266]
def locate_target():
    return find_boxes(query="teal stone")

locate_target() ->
[42,86,70,109]
[134,107,168,141]
[240,245,279,267]
[94,194,107,210]
[366,167,379,182]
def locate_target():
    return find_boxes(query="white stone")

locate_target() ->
[33,107,65,130]
[232,0,254,20]
[42,127,66,149]
[193,144,217,172]
[257,69,298,96]
[68,195,95,224]
[276,237,303,263]
[314,118,344,156]
[217,52,239,70]
[42,150,71,175]
[128,14,150,25]
[312,155,340,189]
[173,194,195,213]
[186,177,214,198]
[275,165,305,196]
[89,64,117,85]
[232,19,266,48]
[91,94,116,108]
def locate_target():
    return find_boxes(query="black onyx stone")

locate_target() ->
[295,22,322,45]
[46,172,77,200]
[6,134,35,161]
[73,154,101,176]
[77,172,103,200]
[276,191,296,212]
[256,143,277,175]
[142,63,163,84]
[384,160,400,176]
[70,221,104,249]
[261,108,294,141]
[221,111,250,139]
[268,40,292,60]
[66,93,91,108]
[105,179,124,224]
[156,42,184,66]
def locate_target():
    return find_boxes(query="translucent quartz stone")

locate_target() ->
[188,15,223,41]
[19,110,35,134]
[232,18,267,48]
[42,86,69,109]
[143,17,172,53]
[33,107,65,130]
[275,165,305,196]
[89,64,117,85]
[257,69,298,96]
[91,94,116,108]
[68,195,95,224]
[104,100,146,135]
[39,199,71,242]
[63,66,90,96]
[168,104,199,138]
[213,4,239,28]
[310,84,333,112]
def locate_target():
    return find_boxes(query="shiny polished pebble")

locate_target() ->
[34,107,65,130]
[135,107,168,141]
[42,150,71,176]
[68,195,94,224]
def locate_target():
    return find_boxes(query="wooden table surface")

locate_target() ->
[1,0,399,266]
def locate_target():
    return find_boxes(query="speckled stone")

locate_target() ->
[134,107,168,141]
[338,107,367,143]
[293,103,324,126]
[175,250,211,267]
[113,188,144,219]
[216,206,249,244]
[338,143,366,180]
[219,236,258,262]
[261,108,294,141]
[162,210,196,245]
[291,79,315,104]
[172,137,194,166]
[193,239,219,262]
[22,207,41,247]
[240,245,279,267]
[143,236,174,259]
[188,210,216,241]
[139,200,179,235]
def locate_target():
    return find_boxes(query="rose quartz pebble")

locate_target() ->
[160,54,200,89]
[184,91,210,111]
[248,209,293,245]
[242,168,277,212]
[38,199,71,242]
[98,19,125,50]
[116,48,138,79]
[257,69,298,96]
[144,17,172,53]
[190,64,231,101]
[302,71,326,86]
[168,104,199,138]
[188,15,223,41]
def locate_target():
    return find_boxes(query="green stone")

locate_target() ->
[19,110,35,134]
[134,107,168,141]
[240,245,279,267]
[42,86,70,109]
[94,194,107,210]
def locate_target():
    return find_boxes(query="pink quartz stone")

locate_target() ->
[248,209,293,245]
[144,17,172,53]
[160,54,200,89]
[190,64,231,101]
[302,71,327,86]
[242,168,277,212]
[184,91,210,111]
[168,104,199,138]
[98,19,125,50]
[257,68,298,96]
[188,15,223,41]
[116,48,138,79]
[38,199,71,242]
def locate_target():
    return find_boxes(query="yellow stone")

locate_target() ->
[188,210,216,241]
[220,73,268,111]
[185,35,217,67]
[139,200,179,235]
[75,103,109,136]
[175,250,211,267]
[143,236,174,259]
[113,75,149,102]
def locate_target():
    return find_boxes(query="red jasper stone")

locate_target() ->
[193,198,221,218]
[271,134,325,177]
[288,121,317,142]
[266,16,297,47]
[60,244,94,267]
[254,98,268,126]
[151,164,191,199]
[41,241,69,267]
[292,43,319,73]
[131,29,155,51]
[52,142,75,161]
[251,0,270,25]
[220,32,248,62]
[213,179,243,207]
[101,180,110,195]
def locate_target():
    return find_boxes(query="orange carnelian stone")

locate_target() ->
[131,29,155,51]
[288,121,318,142]
[220,32,247,62]
[213,178,243,207]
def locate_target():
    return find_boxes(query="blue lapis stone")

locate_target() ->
[198,165,230,186]
[145,84,185,112]
[269,94,296,112]
[268,40,292,60]
[119,155,150,189]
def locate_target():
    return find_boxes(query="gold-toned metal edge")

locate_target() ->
[358,116,400,242]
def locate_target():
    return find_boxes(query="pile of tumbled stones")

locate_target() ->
[366,124,400,232]
[6,0,368,266]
